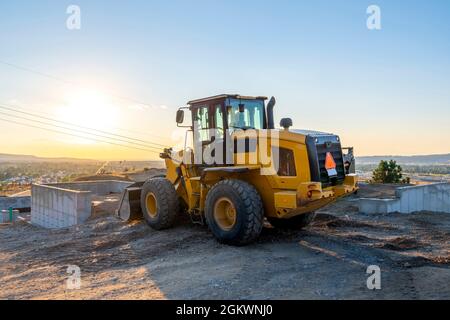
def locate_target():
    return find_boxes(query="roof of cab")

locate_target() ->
[187,94,268,105]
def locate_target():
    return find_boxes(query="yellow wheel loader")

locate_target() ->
[117,94,358,245]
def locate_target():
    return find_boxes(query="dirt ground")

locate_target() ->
[0,184,449,300]
[126,168,166,182]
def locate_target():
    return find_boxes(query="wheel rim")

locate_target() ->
[214,197,237,231]
[145,192,158,218]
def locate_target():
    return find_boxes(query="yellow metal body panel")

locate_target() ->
[163,129,359,219]
[274,191,297,209]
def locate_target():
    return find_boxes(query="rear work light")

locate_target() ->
[325,152,337,177]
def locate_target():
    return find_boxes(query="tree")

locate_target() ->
[371,160,404,183]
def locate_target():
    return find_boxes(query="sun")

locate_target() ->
[56,89,120,143]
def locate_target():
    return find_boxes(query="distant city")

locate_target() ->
[0,153,164,196]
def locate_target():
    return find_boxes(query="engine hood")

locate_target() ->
[274,128,340,145]
[289,129,334,137]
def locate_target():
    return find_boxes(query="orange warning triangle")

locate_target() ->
[325,152,336,170]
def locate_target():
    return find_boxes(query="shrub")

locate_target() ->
[371,160,404,183]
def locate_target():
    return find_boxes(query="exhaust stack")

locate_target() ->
[266,96,276,129]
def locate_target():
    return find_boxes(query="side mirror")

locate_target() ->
[238,103,245,113]
[176,109,184,124]
[280,118,293,130]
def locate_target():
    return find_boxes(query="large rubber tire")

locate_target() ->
[205,179,264,246]
[268,212,316,230]
[140,178,179,230]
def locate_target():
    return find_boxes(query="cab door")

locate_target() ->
[191,101,227,166]
[213,102,227,165]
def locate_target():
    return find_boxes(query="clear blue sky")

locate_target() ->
[0,0,449,159]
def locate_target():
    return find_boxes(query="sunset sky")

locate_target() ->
[0,0,449,160]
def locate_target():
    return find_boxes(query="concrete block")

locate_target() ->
[360,198,391,214]
[444,191,450,211]
[387,199,401,213]
[0,196,31,211]
[416,187,424,212]
[429,190,437,212]
[359,183,450,215]
[400,190,409,213]
[1,209,19,223]
[31,180,130,229]
[439,186,447,212]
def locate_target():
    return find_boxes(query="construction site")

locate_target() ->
[1,178,449,299]
[1,1,450,304]
[1,94,449,300]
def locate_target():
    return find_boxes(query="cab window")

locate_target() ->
[226,98,264,130]
[193,106,210,142]
[215,104,225,140]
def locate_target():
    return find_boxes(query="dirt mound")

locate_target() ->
[431,256,450,265]
[312,213,384,229]
[257,226,305,243]
[127,169,166,182]
[356,183,403,199]
[378,237,421,251]
[74,174,132,182]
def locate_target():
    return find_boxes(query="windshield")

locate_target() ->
[226,98,265,130]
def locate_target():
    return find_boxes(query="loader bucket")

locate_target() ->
[116,181,145,221]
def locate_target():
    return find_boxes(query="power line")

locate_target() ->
[0,117,161,154]
[0,60,164,110]
[0,59,176,145]
[0,59,179,153]
[0,103,170,149]
[114,126,174,142]
[2,102,173,145]
[0,110,164,152]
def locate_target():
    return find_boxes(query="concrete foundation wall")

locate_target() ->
[1,209,20,223]
[359,183,450,214]
[31,180,133,229]
[45,180,133,196]
[31,185,91,228]
[0,196,31,211]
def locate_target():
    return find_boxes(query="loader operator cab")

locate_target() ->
[176,94,269,165]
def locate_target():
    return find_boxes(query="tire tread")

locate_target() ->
[141,178,178,230]
[205,179,264,245]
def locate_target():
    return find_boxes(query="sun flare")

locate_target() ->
[55,89,120,144]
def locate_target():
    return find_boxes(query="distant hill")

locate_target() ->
[357,154,450,165]
[0,153,98,163]
[2,152,449,166]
